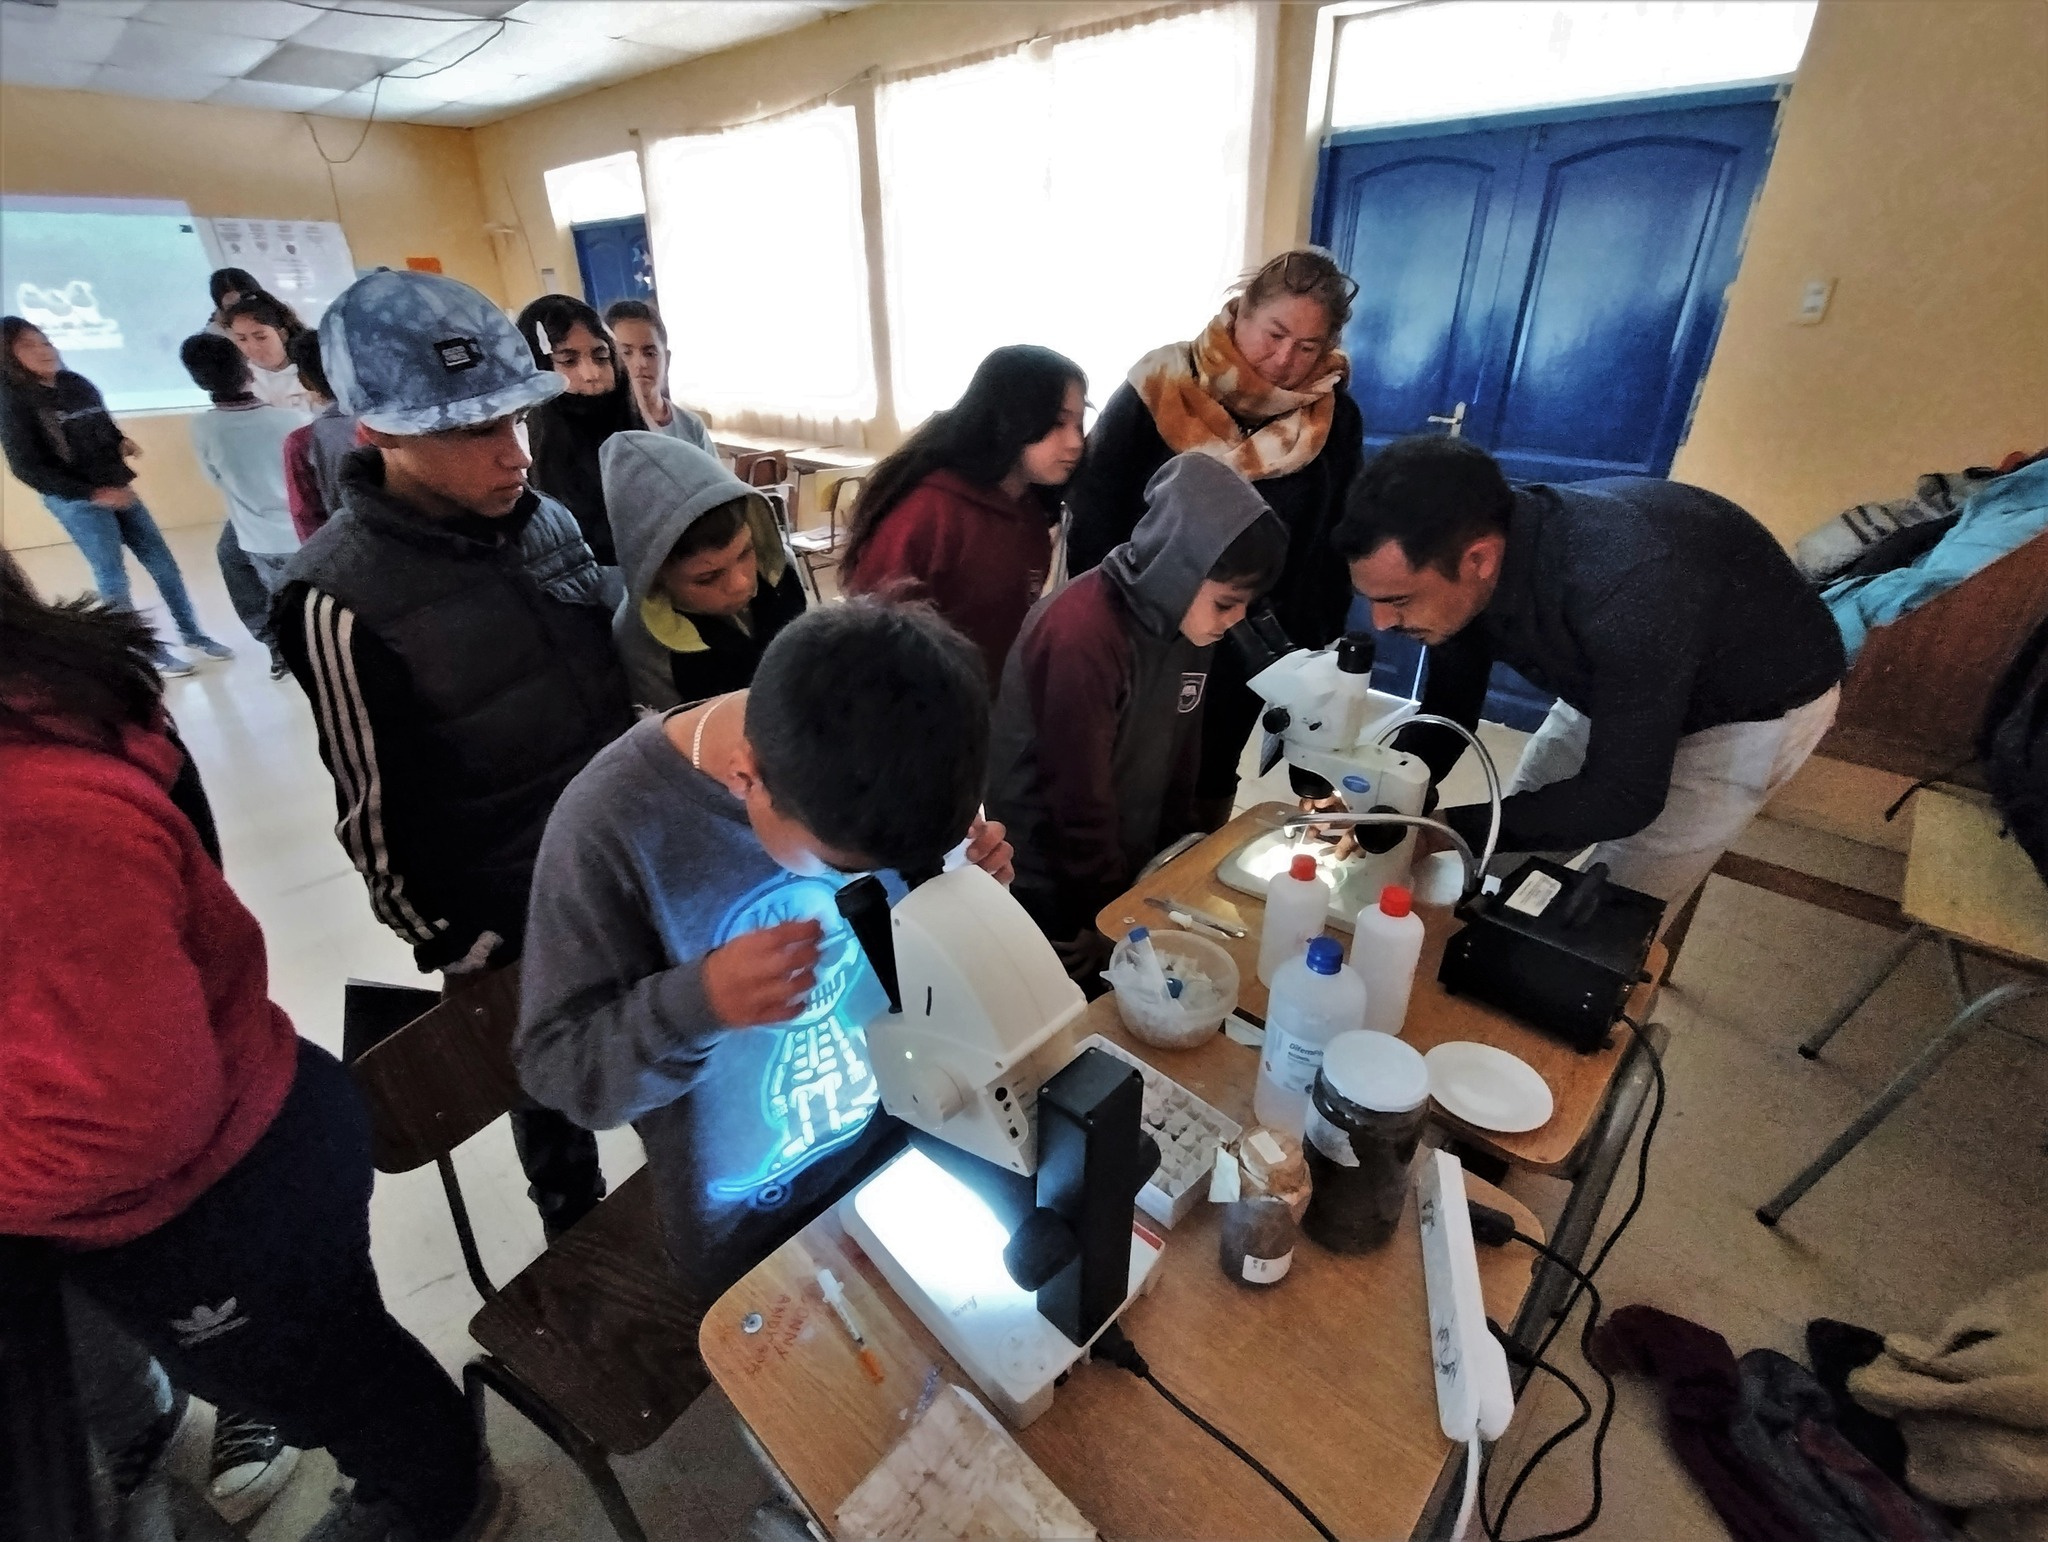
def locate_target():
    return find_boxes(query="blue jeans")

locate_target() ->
[39,493,208,643]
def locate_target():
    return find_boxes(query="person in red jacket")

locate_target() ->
[0,555,508,1542]
[840,345,1086,689]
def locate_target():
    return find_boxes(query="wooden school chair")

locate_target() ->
[349,966,707,1542]
[788,473,860,598]
[1757,789,2048,1225]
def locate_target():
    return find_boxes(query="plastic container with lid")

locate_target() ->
[1254,936,1368,1136]
[1300,1029,1431,1252]
[1350,884,1426,1035]
[1259,852,1331,986]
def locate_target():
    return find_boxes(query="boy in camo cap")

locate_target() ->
[275,270,631,1246]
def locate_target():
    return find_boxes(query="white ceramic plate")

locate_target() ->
[1424,1042,1554,1133]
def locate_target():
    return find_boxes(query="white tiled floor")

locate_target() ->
[18,525,2048,1539]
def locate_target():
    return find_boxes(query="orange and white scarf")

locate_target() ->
[1128,301,1349,481]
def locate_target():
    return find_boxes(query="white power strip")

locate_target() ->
[1417,1151,1515,1444]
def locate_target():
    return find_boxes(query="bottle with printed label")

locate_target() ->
[1350,884,1426,1034]
[1258,853,1331,986]
[1254,936,1368,1136]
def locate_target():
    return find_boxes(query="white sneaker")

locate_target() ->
[207,1410,301,1523]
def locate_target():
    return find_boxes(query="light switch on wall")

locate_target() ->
[1796,278,1836,324]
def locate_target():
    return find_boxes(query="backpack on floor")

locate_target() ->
[1977,614,2048,885]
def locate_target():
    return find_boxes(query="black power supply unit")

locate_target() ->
[1438,859,1665,1052]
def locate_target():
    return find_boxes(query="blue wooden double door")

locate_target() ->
[1313,87,1783,722]
[571,215,654,312]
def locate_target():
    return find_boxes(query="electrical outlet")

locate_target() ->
[1796,278,1836,325]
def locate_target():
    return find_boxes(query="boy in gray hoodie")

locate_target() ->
[988,453,1287,972]
[515,600,1014,1345]
[602,431,807,710]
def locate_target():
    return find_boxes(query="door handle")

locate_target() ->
[1427,401,1468,438]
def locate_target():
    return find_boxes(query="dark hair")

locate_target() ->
[1333,436,1513,576]
[669,497,751,564]
[844,345,1085,572]
[746,598,989,877]
[1208,511,1289,591]
[0,551,161,749]
[2,316,50,392]
[290,328,332,400]
[180,332,253,400]
[603,298,667,347]
[209,267,261,306]
[1234,247,1358,337]
[516,294,616,371]
[221,292,307,343]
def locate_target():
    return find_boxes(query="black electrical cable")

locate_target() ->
[1094,1325,1338,1542]
[1484,1239,1617,1542]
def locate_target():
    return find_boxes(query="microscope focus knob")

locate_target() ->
[902,1061,970,1123]
[1262,706,1291,734]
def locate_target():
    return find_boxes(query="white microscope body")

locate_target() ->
[1217,640,1433,928]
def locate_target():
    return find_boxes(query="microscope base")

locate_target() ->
[1217,829,1412,932]
[839,1146,1164,1428]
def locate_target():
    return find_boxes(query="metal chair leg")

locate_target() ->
[1760,977,2047,1225]
[1799,925,1929,1059]
[464,1357,647,1542]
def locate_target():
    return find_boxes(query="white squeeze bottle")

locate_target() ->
[1259,853,1331,987]
[1351,884,1426,1035]
[1255,937,1369,1136]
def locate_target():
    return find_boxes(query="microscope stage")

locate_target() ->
[1217,828,1414,931]
[839,1145,1163,1429]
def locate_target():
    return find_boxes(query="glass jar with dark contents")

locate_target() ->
[1300,1030,1431,1252]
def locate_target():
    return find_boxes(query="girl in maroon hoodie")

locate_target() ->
[841,345,1086,689]
[0,557,505,1542]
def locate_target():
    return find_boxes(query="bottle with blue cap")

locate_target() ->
[1254,934,1369,1136]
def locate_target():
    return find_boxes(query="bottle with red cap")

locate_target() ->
[1350,884,1425,1034]
[1258,851,1331,987]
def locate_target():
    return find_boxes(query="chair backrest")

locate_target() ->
[735,450,791,489]
[350,964,525,1174]
[828,474,863,535]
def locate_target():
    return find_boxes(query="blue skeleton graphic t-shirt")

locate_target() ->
[515,714,901,1309]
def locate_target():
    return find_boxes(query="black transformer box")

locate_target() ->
[1437,859,1664,1052]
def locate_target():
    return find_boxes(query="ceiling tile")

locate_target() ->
[137,0,317,41]
[89,61,232,100]
[405,0,523,17]
[107,19,280,74]
[319,73,459,119]
[244,42,404,92]
[208,76,345,112]
[504,1,679,39]
[0,8,127,64]
[63,1,153,18]
[0,54,99,89]
[288,5,492,60]
[623,2,825,57]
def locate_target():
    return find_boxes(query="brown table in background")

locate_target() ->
[703,991,1541,1540]
[1097,803,1666,1174]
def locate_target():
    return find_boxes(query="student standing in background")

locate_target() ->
[223,294,312,413]
[203,266,261,337]
[281,330,359,541]
[0,317,231,676]
[840,345,1087,691]
[604,299,715,454]
[603,432,808,711]
[179,334,307,679]
[517,294,644,567]
[275,269,631,1244]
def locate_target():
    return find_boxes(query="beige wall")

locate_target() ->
[1,83,500,550]
[1670,0,2048,543]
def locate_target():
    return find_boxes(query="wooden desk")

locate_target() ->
[704,991,1538,1540]
[1096,804,1664,1175]
[709,431,874,476]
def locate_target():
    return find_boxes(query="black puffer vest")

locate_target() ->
[288,451,632,953]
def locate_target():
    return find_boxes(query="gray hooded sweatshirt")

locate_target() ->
[602,431,805,709]
[988,453,1279,936]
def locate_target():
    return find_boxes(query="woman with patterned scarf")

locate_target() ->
[1066,249,1363,829]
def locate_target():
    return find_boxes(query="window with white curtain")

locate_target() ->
[879,5,1261,426]
[644,105,875,422]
